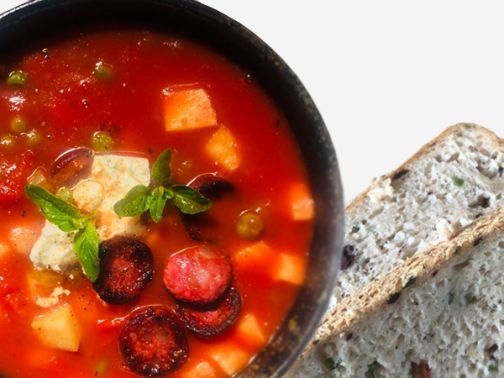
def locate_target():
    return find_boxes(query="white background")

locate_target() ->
[2,0,504,202]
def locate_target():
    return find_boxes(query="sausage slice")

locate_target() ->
[163,245,232,306]
[119,306,188,377]
[176,287,242,338]
[188,173,234,200]
[93,236,153,304]
[182,174,234,241]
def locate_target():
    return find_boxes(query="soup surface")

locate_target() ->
[0,30,314,378]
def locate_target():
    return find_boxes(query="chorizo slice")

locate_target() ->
[188,173,234,200]
[182,173,234,241]
[163,245,232,306]
[119,306,188,377]
[93,236,153,304]
[176,287,241,338]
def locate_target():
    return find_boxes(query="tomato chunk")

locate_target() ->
[0,151,33,205]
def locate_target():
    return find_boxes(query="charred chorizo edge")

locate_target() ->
[93,236,153,304]
[119,306,188,377]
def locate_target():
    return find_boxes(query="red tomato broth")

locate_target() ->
[0,30,313,377]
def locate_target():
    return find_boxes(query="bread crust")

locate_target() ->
[346,123,503,211]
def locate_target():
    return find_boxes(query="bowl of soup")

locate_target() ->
[0,0,343,377]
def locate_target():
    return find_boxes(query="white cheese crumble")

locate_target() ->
[30,154,150,273]
[35,286,71,308]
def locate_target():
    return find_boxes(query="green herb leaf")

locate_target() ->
[171,185,212,215]
[465,293,478,304]
[151,149,172,186]
[365,361,382,378]
[323,357,342,371]
[73,221,100,282]
[148,187,170,223]
[489,361,499,372]
[25,185,85,232]
[113,185,151,217]
[453,176,465,187]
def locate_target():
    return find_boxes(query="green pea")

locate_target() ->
[0,134,15,148]
[25,129,42,147]
[7,70,27,86]
[236,211,264,240]
[94,61,113,80]
[91,131,115,152]
[10,115,27,133]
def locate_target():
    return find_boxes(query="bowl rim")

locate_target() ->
[0,1,344,376]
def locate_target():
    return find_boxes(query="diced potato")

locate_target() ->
[205,125,240,171]
[290,182,314,221]
[237,313,266,347]
[163,88,217,131]
[181,361,218,378]
[31,303,81,352]
[209,342,249,375]
[273,253,305,285]
[10,227,38,255]
[232,240,276,272]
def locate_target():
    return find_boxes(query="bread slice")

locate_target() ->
[334,124,504,306]
[295,208,504,377]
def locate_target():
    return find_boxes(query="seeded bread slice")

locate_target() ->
[295,208,504,377]
[334,124,504,306]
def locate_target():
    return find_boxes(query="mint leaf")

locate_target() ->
[25,185,86,232]
[114,185,150,217]
[73,221,100,282]
[148,187,171,222]
[171,185,212,214]
[113,149,212,222]
[151,148,172,187]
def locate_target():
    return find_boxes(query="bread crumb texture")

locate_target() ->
[296,230,504,377]
[335,124,504,306]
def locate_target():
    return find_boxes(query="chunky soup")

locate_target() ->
[0,30,314,377]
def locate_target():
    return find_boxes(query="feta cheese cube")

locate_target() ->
[30,154,150,274]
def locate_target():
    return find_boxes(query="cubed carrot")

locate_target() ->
[290,182,314,221]
[180,361,218,378]
[232,240,276,272]
[273,253,305,285]
[205,125,240,171]
[163,88,217,131]
[209,342,249,375]
[236,313,267,347]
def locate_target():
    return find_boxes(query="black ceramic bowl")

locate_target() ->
[0,0,344,376]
